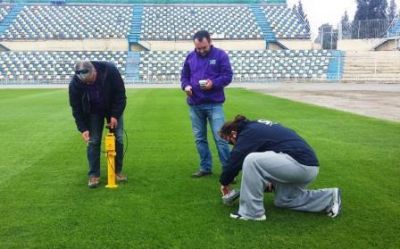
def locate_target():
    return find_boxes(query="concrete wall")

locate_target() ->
[140,39,266,51]
[1,38,321,52]
[278,39,314,50]
[374,39,400,51]
[337,39,385,51]
[0,39,128,51]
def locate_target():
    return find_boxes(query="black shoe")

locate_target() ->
[191,170,212,178]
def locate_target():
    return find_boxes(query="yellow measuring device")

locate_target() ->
[104,128,118,189]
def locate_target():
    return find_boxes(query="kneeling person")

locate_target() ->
[219,115,341,221]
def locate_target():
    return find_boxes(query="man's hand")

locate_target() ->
[220,185,231,196]
[81,130,90,143]
[203,79,213,90]
[184,85,193,97]
[108,117,118,129]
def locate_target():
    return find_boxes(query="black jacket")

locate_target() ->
[69,61,126,132]
[219,120,319,186]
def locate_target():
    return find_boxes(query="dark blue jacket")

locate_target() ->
[69,61,126,132]
[219,120,319,186]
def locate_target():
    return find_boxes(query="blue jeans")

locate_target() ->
[87,114,124,177]
[189,103,230,172]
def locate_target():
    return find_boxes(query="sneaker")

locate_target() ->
[230,211,266,221]
[88,176,100,188]
[327,188,342,218]
[222,189,240,205]
[191,170,212,178]
[116,174,127,182]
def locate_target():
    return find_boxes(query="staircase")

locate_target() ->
[128,5,143,44]
[387,18,400,37]
[0,4,24,35]
[342,51,400,83]
[249,4,276,48]
[125,51,140,83]
[327,50,345,81]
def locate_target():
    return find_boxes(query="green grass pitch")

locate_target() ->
[0,88,399,249]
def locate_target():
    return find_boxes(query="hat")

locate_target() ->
[75,61,95,82]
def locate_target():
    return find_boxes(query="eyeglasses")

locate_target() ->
[75,69,89,75]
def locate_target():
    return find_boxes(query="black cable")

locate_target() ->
[122,128,128,162]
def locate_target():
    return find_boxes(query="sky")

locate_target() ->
[287,0,400,37]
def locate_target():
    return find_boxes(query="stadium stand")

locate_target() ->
[0,49,340,83]
[140,5,262,40]
[0,4,24,36]
[138,50,333,82]
[0,1,344,84]
[261,5,310,39]
[0,5,11,22]
[15,1,269,4]
[0,3,310,43]
[0,51,127,81]
[1,5,133,40]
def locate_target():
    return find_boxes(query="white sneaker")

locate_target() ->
[230,211,266,221]
[222,189,240,205]
[327,188,342,218]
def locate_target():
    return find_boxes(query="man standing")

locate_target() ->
[181,30,233,177]
[69,61,127,188]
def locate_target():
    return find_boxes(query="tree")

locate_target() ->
[369,0,387,19]
[388,0,397,22]
[353,0,389,38]
[341,11,352,39]
[354,0,388,20]
[296,0,310,33]
[354,0,369,21]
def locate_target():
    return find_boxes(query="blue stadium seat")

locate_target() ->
[0,51,127,82]
[140,5,262,40]
[1,5,133,40]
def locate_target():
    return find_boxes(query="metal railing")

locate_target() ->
[339,18,393,40]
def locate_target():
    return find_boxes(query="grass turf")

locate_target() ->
[0,88,399,249]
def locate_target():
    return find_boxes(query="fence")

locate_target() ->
[339,18,393,40]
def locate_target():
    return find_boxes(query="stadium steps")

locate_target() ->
[327,50,344,81]
[342,51,400,83]
[249,4,276,47]
[387,18,400,37]
[125,51,140,82]
[128,5,143,44]
[0,3,24,34]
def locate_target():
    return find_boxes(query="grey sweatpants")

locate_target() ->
[239,151,335,219]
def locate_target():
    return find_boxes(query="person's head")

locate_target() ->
[74,61,97,84]
[193,30,212,57]
[219,115,248,145]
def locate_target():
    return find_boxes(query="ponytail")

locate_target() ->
[219,115,248,137]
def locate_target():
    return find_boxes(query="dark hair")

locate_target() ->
[193,30,211,43]
[219,115,248,137]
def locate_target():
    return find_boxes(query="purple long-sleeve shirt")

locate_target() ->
[180,46,233,105]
